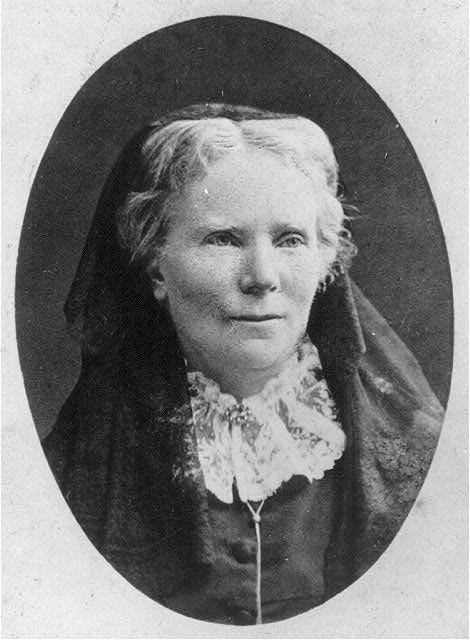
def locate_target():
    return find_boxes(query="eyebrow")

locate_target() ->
[270,222,311,236]
[194,220,312,235]
[193,222,241,234]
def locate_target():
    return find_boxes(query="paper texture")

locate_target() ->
[3,1,467,636]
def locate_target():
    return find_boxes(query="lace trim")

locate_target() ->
[187,337,345,504]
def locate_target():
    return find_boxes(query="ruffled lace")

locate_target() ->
[187,337,345,504]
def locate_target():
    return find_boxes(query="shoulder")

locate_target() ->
[42,360,136,483]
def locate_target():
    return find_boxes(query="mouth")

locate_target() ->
[230,314,284,322]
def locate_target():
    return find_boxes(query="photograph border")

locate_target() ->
[3,1,467,637]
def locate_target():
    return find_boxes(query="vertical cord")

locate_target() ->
[246,500,265,625]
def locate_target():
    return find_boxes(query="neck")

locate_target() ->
[186,353,297,400]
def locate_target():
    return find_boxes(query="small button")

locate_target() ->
[231,540,257,563]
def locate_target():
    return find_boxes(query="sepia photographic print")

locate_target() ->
[3,2,467,637]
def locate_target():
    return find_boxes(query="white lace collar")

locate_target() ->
[187,337,345,504]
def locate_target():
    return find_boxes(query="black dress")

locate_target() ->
[166,475,340,624]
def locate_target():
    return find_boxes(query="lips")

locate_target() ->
[230,314,284,322]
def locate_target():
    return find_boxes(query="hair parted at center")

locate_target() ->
[116,103,357,287]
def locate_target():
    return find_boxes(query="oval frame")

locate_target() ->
[14,13,454,631]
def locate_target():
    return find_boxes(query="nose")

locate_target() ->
[239,241,279,295]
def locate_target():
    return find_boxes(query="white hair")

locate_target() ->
[117,106,356,286]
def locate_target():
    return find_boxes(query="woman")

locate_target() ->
[43,103,444,625]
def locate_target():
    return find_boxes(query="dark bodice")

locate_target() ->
[166,473,340,625]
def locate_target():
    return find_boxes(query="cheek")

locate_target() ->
[163,252,235,309]
[284,253,323,302]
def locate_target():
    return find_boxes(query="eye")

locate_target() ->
[205,232,240,247]
[277,233,307,248]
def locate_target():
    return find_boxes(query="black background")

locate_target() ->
[16,16,453,439]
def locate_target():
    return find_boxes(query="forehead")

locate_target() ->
[169,150,321,229]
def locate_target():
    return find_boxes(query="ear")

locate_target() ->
[319,245,337,284]
[148,264,168,301]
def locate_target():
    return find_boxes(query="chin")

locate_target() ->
[227,340,295,372]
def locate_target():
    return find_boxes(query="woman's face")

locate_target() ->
[153,150,328,383]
